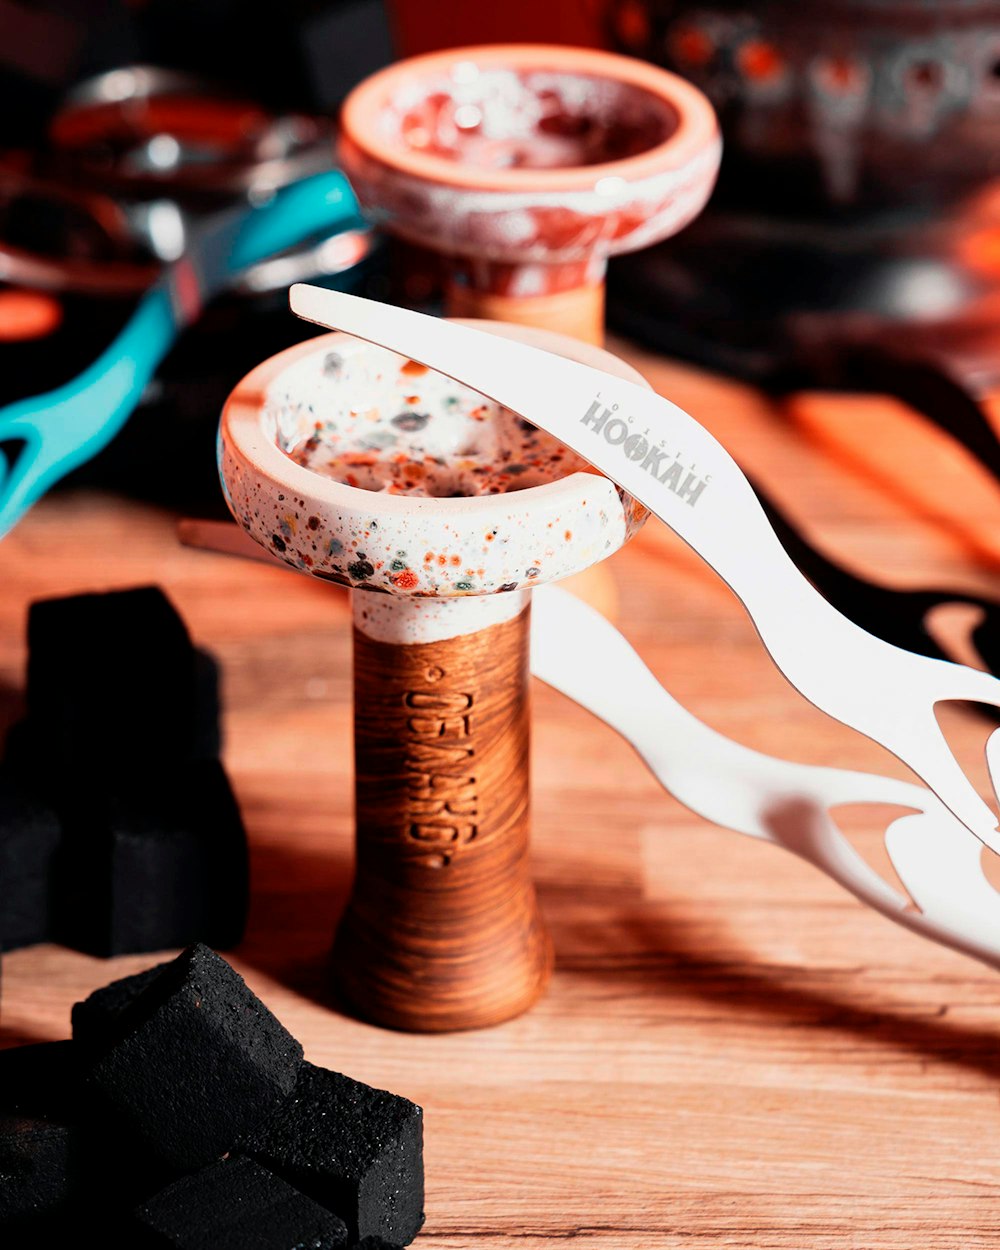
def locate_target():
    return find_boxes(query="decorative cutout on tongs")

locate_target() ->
[533,586,1000,970]
[752,475,1000,684]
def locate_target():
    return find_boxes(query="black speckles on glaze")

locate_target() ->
[390,411,431,432]
[220,339,636,601]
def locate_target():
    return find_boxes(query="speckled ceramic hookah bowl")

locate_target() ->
[219,321,650,1031]
[338,44,721,344]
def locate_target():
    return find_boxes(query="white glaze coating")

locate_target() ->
[219,321,650,600]
[344,137,722,265]
[353,585,529,644]
[284,337,591,496]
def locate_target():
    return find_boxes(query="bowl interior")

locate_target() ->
[266,335,593,498]
[378,64,678,172]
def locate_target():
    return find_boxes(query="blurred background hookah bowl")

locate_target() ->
[338,44,721,344]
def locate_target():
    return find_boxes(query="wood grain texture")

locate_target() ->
[340,607,551,1031]
[2,345,1000,1247]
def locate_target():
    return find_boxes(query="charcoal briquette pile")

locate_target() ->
[0,585,247,957]
[0,944,423,1249]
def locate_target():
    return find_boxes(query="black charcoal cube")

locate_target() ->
[53,760,248,957]
[0,1041,80,1121]
[0,767,61,950]
[351,1240,403,1250]
[193,648,223,759]
[0,1114,76,1230]
[87,944,302,1170]
[8,649,221,775]
[71,962,168,1053]
[27,587,200,763]
[241,1063,424,1246]
[0,1039,169,1217]
[2,720,38,776]
[0,1042,83,1231]
[134,1155,348,1250]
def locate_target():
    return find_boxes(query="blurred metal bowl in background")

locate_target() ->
[610,0,1000,212]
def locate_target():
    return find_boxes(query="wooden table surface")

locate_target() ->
[3,340,1000,1249]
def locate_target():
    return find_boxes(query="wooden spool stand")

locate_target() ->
[336,597,548,1031]
[219,323,651,1032]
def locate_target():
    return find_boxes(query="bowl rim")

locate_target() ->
[339,43,719,194]
[219,318,648,527]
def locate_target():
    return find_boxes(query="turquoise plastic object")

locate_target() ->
[0,169,364,538]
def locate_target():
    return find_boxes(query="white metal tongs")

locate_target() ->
[289,284,1000,855]
[533,586,1000,971]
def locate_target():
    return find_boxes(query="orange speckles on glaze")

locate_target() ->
[233,335,645,601]
[400,360,428,377]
